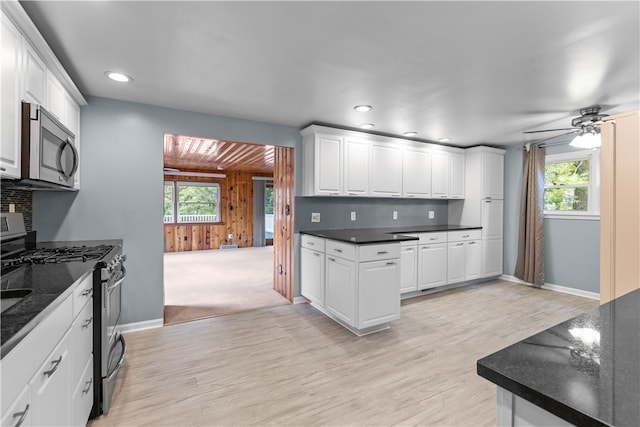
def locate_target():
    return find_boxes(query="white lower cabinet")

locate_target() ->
[1,385,31,427]
[301,247,326,307]
[70,356,94,427]
[325,255,357,326]
[358,259,400,328]
[465,240,482,280]
[30,329,72,427]
[418,243,447,289]
[447,242,466,284]
[399,241,418,293]
[482,238,503,277]
[447,230,482,284]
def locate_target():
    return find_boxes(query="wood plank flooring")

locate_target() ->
[88,280,597,426]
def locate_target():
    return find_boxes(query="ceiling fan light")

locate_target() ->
[570,130,601,149]
[354,105,372,112]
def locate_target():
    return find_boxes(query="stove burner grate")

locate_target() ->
[1,244,114,271]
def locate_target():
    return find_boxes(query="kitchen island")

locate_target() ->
[477,289,640,427]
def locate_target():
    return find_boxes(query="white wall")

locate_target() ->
[33,96,301,324]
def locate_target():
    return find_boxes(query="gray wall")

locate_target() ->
[33,96,301,324]
[503,145,600,293]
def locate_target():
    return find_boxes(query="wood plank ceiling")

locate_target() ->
[164,134,274,175]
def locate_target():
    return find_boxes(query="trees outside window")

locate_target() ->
[164,181,221,223]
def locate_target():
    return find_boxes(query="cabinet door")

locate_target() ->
[1,384,32,427]
[482,152,504,199]
[370,142,402,197]
[70,301,93,388]
[465,240,482,280]
[402,147,432,198]
[70,356,93,427]
[400,245,418,293]
[30,329,71,427]
[325,256,356,326]
[431,152,449,199]
[23,43,46,105]
[1,12,23,179]
[482,238,503,277]
[418,244,447,289]
[344,137,369,196]
[447,242,466,284]
[358,260,400,328]
[482,199,503,239]
[46,73,65,122]
[449,152,465,199]
[301,248,325,307]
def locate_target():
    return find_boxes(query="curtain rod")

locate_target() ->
[522,140,571,150]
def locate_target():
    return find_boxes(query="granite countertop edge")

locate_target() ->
[300,224,482,244]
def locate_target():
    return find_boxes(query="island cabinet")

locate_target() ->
[300,234,401,335]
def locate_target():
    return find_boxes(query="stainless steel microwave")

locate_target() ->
[21,102,78,190]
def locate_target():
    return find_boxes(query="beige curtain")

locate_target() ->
[515,144,545,285]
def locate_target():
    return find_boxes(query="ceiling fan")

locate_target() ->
[523,106,608,148]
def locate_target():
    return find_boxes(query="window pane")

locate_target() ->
[544,187,589,211]
[265,187,274,214]
[164,183,174,223]
[177,183,219,223]
[544,160,590,186]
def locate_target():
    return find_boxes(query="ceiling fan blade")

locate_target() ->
[533,130,581,145]
[523,127,579,134]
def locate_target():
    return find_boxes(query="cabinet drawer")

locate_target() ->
[399,234,419,247]
[448,229,481,242]
[325,240,356,261]
[359,243,400,262]
[301,234,325,251]
[418,232,448,244]
[1,294,73,414]
[72,274,93,320]
[1,384,31,427]
[71,355,94,427]
[70,300,93,388]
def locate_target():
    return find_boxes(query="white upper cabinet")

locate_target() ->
[482,152,504,199]
[46,72,66,123]
[448,152,465,199]
[402,146,432,198]
[302,130,343,196]
[1,11,23,179]
[431,151,449,199]
[344,136,370,196]
[23,41,46,105]
[370,140,402,197]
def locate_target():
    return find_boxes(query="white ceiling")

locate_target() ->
[20,1,640,147]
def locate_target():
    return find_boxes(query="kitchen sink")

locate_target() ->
[1,288,32,313]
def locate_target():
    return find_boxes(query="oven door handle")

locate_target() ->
[107,334,126,381]
[107,276,125,292]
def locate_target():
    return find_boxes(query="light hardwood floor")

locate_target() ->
[89,280,597,426]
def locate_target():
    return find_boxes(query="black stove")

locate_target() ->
[1,245,114,271]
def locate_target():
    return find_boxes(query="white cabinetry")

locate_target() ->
[370,140,402,197]
[432,149,465,199]
[447,230,482,284]
[402,146,432,198]
[358,259,400,327]
[449,152,465,199]
[344,136,370,196]
[23,42,46,105]
[399,237,418,293]
[46,72,66,123]
[1,385,31,427]
[300,235,326,307]
[417,232,448,289]
[1,11,23,179]
[325,250,357,326]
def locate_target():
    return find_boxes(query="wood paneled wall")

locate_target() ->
[273,146,295,301]
[164,171,270,252]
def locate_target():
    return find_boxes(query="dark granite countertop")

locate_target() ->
[1,239,122,358]
[300,224,482,244]
[477,289,640,427]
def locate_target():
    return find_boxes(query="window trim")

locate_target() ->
[543,149,600,220]
[164,180,222,224]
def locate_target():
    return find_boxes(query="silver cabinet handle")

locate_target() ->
[313,252,321,257]
[82,378,93,395]
[307,242,314,245]
[81,288,92,296]
[403,247,414,251]
[429,237,438,241]
[485,197,492,199]
[82,316,93,329]
[469,241,477,245]
[406,194,415,198]
[485,200,492,203]
[386,262,396,265]
[392,194,400,197]
[328,257,336,262]
[348,192,359,195]
[440,195,447,198]
[456,243,464,246]
[334,248,343,253]
[0,167,6,172]
[377,251,388,255]
[12,404,29,427]
[43,356,63,377]
[462,234,470,238]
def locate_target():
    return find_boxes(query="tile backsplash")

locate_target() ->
[1,188,33,231]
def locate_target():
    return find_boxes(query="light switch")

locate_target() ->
[9,204,15,213]
[429,211,435,219]
[393,211,398,220]
[311,212,320,223]
[351,211,356,221]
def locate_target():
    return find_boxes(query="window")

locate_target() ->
[163,181,221,224]
[544,149,600,219]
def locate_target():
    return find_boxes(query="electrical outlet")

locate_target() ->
[8,204,15,213]
[429,211,435,219]
[393,211,398,220]
[228,233,233,239]
[350,211,356,221]
[311,212,320,223]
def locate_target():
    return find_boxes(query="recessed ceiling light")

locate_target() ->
[438,138,451,142]
[359,123,375,129]
[354,105,372,112]
[403,132,418,137]
[104,71,133,83]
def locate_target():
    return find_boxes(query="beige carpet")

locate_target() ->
[163,246,290,325]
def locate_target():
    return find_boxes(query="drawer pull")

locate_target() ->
[44,356,63,377]
[456,243,464,246]
[328,257,336,262]
[485,200,492,203]
[386,262,396,266]
[313,252,321,257]
[81,288,92,296]
[82,316,93,329]
[377,251,388,255]
[469,241,477,245]
[462,234,470,238]
[307,242,314,245]
[406,194,415,198]
[429,237,438,241]
[334,248,343,253]
[0,167,6,172]
[82,378,93,395]
[12,404,29,427]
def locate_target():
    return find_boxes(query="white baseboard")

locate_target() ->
[293,296,309,304]
[499,275,600,300]
[119,318,164,334]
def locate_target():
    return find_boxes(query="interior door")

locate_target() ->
[273,146,294,301]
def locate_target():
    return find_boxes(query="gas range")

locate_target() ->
[1,244,114,274]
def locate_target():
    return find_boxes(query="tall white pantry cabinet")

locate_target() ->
[449,146,505,278]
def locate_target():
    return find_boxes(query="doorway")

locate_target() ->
[162,134,294,325]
